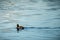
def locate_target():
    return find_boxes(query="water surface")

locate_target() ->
[0,0,60,40]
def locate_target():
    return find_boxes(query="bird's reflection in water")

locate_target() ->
[17,29,24,33]
[16,30,19,33]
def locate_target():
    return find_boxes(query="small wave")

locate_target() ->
[54,18,60,19]
[24,27,60,29]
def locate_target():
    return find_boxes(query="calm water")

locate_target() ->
[0,0,60,40]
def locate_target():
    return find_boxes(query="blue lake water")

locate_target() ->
[0,0,60,40]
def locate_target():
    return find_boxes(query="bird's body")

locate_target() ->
[16,24,24,31]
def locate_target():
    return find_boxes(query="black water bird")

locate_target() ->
[16,24,24,31]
